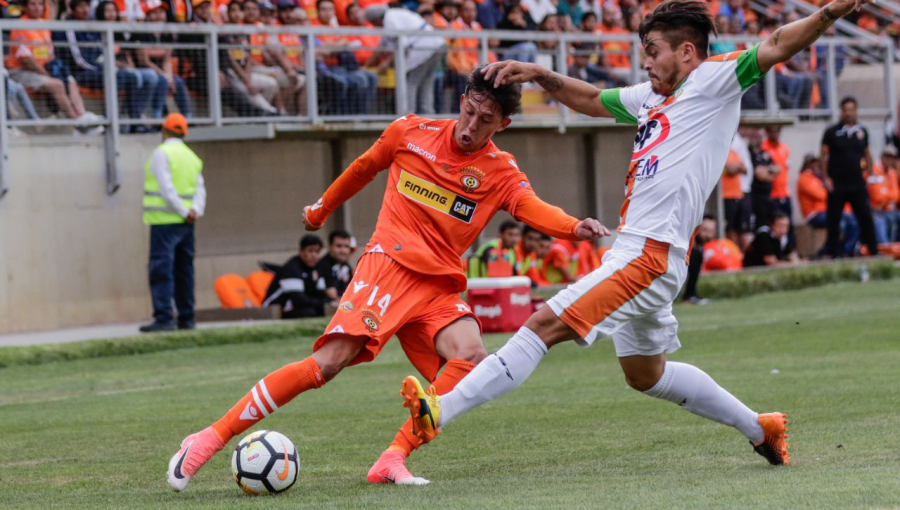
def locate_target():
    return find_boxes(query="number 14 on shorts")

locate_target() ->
[354,281,392,316]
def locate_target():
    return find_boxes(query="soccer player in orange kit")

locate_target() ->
[166,66,609,491]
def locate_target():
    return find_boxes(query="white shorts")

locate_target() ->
[547,233,688,357]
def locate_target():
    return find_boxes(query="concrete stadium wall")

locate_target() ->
[2,114,889,335]
[0,126,635,335]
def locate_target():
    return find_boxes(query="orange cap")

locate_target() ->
[163,113,188,136]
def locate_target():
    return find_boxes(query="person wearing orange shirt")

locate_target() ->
[797,154,859,256]
[446,0,493,113]
[596,5,632,81]
[165,66,608,491]
[345,2,382,68]
[867,146,900,244]
[683,214,716,304]
[7,0,95,125]
[721,148,750,248]
[265,1,309,114]
[761,125,795,252]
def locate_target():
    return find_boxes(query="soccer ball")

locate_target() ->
[231,430,300,495]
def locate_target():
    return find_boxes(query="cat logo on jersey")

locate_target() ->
[460,166,485,192]
[398,170,477,223]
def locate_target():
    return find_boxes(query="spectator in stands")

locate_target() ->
[762,125,795,253]
[135,0,193,118]
[521,0,556,30]
[435,0,458,27]
[345,3,382,69]
[365,4,444,115]
[178,0,213,96]
[140,114,206,332]
[7,0,100,129]
[468,220,522,278]
[568,42,619,88]
[536,13,560,54]
[710,15,737,55]
[556,0,584,26]
[473,0,501,29]
[623,8,642,33]
[797,154,859,257]
[821,96,878,257]
[267,2,309,115]
[541,238,580,284]
[56,0,160,131]
[744,213,797,267]
[496,3,537,63]
[263,235,335,318]
[259,0,275,24]
[317,229,355,300]
[730,126,755,249]
[117,0,147,20]
[747,127,779,232]
[523,231,553,286]
[3,70,40,122]
[315,0,377,115]
[682,214,715,305]
[722,145,750,248]
[596,5,631,80]
[164,0,192,22]
[445,0,489,113]
[243,0,289,114]
[866,146,900,244]
[219,0,280,116]
[580,10,597,32]
[515,224,542,275]
[717,0,744,27]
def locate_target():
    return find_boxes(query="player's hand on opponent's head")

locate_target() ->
[302,206,321,232]
[481,61,544,88]
[575,218,611,241]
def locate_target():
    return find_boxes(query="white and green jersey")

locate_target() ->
[599,45,765,251]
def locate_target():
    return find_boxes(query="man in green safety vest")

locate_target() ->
[140,113,206,333]
[467,220,522,278]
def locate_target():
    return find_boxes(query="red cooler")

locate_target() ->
[466,277,533,333]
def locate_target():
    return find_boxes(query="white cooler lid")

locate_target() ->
[466,277,532,289]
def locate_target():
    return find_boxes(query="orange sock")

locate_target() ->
[387,358,476,457]
[212,357,324,443]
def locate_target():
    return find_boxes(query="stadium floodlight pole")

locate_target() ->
[206,32,223,127]
[305,33,318,124]
[826,40,839,124]
[0,30,8,200]
[102,27,121,196]
[395,36,408,117]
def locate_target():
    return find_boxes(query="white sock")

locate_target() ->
[643,362,764,444]
[438,327,548,427]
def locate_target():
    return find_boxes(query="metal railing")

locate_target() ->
[0,20,896,199]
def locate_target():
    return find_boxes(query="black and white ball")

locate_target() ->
[231,430,300,495]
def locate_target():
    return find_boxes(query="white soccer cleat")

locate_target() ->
[166,426,225,492]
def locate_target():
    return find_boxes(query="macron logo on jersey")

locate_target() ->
[407,142,437,162]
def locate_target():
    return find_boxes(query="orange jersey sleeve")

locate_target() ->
[305,119,404,229]
[506,192,581,242]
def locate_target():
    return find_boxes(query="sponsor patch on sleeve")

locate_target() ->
[397,170,477,223]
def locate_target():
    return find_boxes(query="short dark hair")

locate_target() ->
[329,228,352,244]
[345,2,358,18]
[499,220,521,233]
[300,234,323,250]
[840,96,858,108]
[69,0,90,11]
[581,11,597,22]
[639,0,716,59]
[94,0,115,19]
[316,0,333,9]
[771,212,790,224]
[702,214,716,222]
[465,64,522,119]
[522,225,540,237]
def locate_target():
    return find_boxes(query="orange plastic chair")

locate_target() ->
[246,271,275,303]
[215,274,261,308]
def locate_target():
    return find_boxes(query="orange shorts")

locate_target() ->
[313,253,480,381]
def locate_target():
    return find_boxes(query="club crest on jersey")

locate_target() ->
[460,166,485,192]
[632,113,670,160]
[397,170,477,223]
[361,309,381,332]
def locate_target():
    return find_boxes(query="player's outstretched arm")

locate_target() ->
[756,0,873,75]
[481,61,614,118]
[512,193,611,242]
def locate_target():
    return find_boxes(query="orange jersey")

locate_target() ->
[306,115,581,291]
[7,16,53,69]
[702,239,743,272]
[596,25,631,69]
[277,32,303,67]
[722,149,744,199]
[447,19,494,75]
[797,169,828,218]
[866,163,900,211]
[761,139,790,199]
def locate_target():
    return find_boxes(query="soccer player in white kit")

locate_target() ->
[400,0,874,469]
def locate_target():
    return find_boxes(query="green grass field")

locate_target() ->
[1,280,899,509]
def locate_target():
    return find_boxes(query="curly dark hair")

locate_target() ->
[465,64,522,119]
[639,0,717,59]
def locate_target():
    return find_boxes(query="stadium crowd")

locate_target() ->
[3,0,899,125]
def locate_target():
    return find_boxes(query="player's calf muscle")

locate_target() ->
[523,307,578,349]
[310,335,368,381]
[619,354,666,392]
[435,319,487,364]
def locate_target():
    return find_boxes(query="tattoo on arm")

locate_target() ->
[820,5,839,21]
[772,28,782,46]
[535,72,564,92]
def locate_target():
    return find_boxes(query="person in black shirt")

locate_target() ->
[820,96,877,257]
[747,127,780,231]
[316,229,354,301]
[682,214,716,304]
[744,213,794,267]
[263,235,334,318]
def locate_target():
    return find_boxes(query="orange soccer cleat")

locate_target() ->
[366,450,429,485]
[166,426,226,491]
[400,376,442,444]
[752,412,791,466]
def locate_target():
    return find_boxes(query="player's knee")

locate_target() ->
[522,307,571,348]
[311,336,366,381]
[453,343,488,364]
[622,366,664,392]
